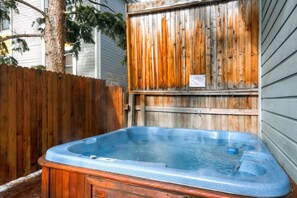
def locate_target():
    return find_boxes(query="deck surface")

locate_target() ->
[0,175,41,198]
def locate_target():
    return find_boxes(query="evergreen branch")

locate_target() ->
[0,33,43,42]
[88,0,115,13]
[13,0,47,17]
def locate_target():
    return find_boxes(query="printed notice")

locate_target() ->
[189,75,206,87]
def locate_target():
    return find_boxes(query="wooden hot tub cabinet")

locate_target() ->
[39,156,247,198]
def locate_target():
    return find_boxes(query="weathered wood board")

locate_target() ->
[126,0,259,91]
[0,65,124,185]
[126,0,259,134]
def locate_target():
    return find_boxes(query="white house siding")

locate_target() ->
[4,0,127,85]
[100,0,128,88]
[11,0,43,67]
[261,0,297,183]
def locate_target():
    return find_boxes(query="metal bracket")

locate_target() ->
[124,104,130,111]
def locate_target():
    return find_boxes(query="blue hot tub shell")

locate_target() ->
[45,127,290,197]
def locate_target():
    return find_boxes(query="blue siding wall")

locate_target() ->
[100,0,128,88]
[77,42,96,78]
[76,0,99,78]
[261,0,297,183]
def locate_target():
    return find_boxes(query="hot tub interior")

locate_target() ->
[44,127,291,197]
[75,128,261,176]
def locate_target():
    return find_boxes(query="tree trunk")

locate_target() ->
[45,0,66,73]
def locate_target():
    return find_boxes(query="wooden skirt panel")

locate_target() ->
[39,156,245,198]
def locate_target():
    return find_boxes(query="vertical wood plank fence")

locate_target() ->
[0,65,123,185]
[127,0,259,90]
[126,0,259,133]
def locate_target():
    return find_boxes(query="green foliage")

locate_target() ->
[0,0,18,18]
[31,65,46,70]
[0,38,29,65]
[0,42,19,64]
[0,41,9,55]
[0,1,20,65]
[0,55,18,65]
[12,38,30,54]
[67,5,126,60]
[0,0,127,66]
[32,18,45,33]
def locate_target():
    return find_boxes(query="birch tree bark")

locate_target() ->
[44,0,66,72]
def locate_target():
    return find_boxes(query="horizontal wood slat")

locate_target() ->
[134,106,258,116]
[127,0,238,15]
[0,65,123,185]
[131,89,258,96]
[133,95,258,133]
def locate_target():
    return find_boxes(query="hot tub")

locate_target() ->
[41,127,290,197]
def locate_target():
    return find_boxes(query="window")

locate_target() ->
[65,53,73,74]
[0,6,10,31]
[44,0,48,13]
[0,18,9,31]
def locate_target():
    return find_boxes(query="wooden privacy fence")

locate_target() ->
[127,0,259,90]
[126,0,259,133]
[128,93,258,133]
[0,65,123,185]
[126,0,259,91]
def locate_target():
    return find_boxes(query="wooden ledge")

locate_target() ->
[134,106,258,116]
[127,0,237,16]
[130,89,259,96]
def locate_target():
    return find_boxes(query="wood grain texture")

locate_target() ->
[39,156,247,198]
[127,0,259,91]
[39,154,297,197]
[8,66,17,180]
[16,68,24,178]
[126,0,259,137]
[0,65,124,185]
[133,95,258,133]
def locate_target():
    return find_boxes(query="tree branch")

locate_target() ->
[0,33,43,42]
[14,0,47,17]
[88,0,115,13]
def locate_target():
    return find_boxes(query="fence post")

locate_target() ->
[139,94,146,126]
[127,94,135,127]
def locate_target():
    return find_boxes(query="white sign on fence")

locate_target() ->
[189,75,206,87]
